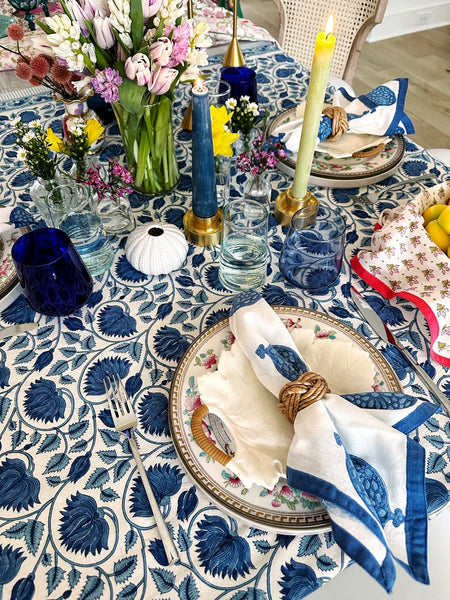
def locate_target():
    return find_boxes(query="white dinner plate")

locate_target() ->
[268,107,406,188]
[169,306,402,534]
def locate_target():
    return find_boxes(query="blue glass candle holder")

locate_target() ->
[220,67,258,103]
[279,204,346,292]
[12,227,93,316]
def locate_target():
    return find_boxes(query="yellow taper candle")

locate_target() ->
[292,15,336,199]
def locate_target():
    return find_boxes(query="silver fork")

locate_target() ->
[105,375,179,565]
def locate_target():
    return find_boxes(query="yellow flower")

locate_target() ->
[46,128,67,154]
[210,105,240,156]
[85,119,104,147]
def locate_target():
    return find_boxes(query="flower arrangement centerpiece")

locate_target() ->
[38,0,212,196]
[225,94,262,153]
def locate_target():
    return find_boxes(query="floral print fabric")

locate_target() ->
[352,181,450,366]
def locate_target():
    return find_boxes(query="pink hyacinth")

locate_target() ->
[167,22,190,67]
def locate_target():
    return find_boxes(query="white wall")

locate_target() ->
[369,0,450,41]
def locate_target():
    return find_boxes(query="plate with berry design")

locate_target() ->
[0,229,22,312]
[169,306,402,534]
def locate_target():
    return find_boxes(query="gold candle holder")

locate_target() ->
[183,209,223,247]
[274,188,319,227]
[222,1,245,67]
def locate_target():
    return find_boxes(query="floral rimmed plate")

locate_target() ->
[268,107,405,188]
[169,306,402,534]
[0,229,22,312]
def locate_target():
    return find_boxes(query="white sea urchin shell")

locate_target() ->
[125,223,188,275]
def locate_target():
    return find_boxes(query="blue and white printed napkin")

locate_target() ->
[229,290,440,592]
[277,78,415,157]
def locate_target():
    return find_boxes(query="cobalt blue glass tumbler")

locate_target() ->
[12,228,93,316]
[279,204,346,292]
[220,67,257,103]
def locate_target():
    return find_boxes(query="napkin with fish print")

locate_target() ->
[275,78,415,158]
[227,290,439,592]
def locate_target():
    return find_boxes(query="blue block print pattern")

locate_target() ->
[0,41,448,600]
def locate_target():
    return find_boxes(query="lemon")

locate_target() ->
[437,206,450,234]
[425,220,450,252]
[423,203,447,225]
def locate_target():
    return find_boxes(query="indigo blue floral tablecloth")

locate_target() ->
[0,42,449,600]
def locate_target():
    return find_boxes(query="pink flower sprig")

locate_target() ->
[85,158,134,205]
[237,134,287,176]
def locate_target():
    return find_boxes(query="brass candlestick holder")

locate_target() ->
[274,188,319,227]
[183,210,223,247]
[222,0,245,67]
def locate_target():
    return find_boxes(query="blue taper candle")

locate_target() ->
[192,81,218,218]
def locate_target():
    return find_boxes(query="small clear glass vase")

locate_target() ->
[95,192,136,235]
[215,154,232,206]
[243,171,272,206]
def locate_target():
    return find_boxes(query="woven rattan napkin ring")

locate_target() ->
[322,106,385,158]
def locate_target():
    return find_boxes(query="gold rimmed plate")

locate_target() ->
[169,306,402,534]
[0,228,23,312]
[268,106,406,188]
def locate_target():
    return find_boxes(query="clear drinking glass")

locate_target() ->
[219,198,268,292]
[46,183,114,276]
[279,204,346,292]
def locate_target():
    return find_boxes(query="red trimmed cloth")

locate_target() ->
[351,181,450,366]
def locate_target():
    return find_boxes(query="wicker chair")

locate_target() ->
[272,0,388,85]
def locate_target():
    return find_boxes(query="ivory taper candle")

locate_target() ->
[292,15,336,199]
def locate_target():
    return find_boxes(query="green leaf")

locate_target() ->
[129,0,144,52]
[118,78,146,114]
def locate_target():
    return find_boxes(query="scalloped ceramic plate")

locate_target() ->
[268,107,406,188]
[0,229,22,313]
[169,307,402,534]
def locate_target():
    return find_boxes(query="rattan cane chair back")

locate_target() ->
[272,0,388,84]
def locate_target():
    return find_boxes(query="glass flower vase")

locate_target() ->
[112,97,180,196]
[30,176,61,225]
[215,154,232,206]
[95,192,136,235]
[243,171,272,206]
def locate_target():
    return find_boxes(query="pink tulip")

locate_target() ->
[149,37,172,66]
[147,65,177,95]
[93,15,115,49]
[66,0,89,36]
[82,0,108,20]
[125,53,152,87]
[142,0,163,19]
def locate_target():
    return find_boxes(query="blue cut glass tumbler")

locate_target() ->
[279,204,346,292]
[12,228,93,316]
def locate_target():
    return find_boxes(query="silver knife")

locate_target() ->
[350,286,450,416]
[0,323,38,340]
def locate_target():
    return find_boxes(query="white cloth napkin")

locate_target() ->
[228,290,440,592]
[0,207,14,233]
[276,78,415,157]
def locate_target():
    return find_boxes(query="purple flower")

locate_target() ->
[91,68,122,103]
